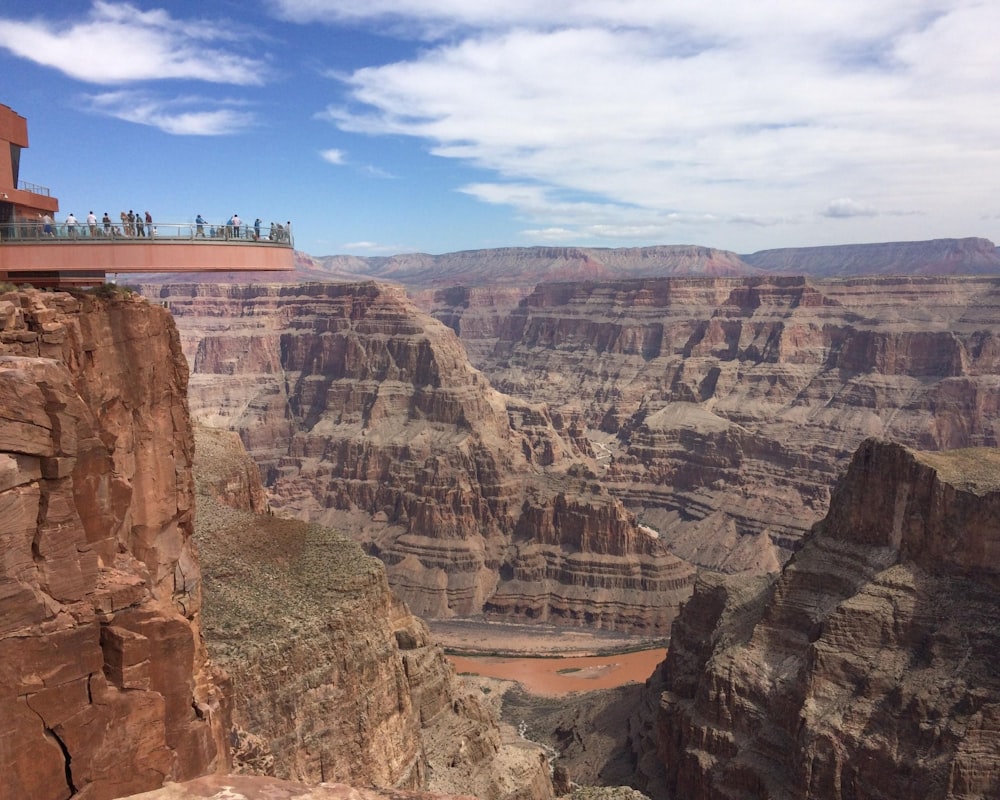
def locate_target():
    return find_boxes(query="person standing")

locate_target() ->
[102,212,112,237]
[232,213,242,239]
[195,213,205,237]
[66,212,78,238]
[135,209,145,237]
[87,211,97,237]
[253,217,261,241]
[145,211,153,237]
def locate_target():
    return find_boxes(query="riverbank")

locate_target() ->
[428,618,666,658]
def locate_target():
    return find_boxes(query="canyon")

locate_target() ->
[0,286,557,800]
[147,282,694,635]
[6,234,1000,800]
[147,272,1000,590]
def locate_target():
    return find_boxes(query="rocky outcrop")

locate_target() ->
[0,288,226,800]
[473,275,1000,571]
[146,282,693,635]
[193,425,553,800]
[650,439,1000,800]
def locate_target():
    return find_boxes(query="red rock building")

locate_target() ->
[0,103,293,286]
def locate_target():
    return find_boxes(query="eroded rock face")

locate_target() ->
[651,439,1000,800]
[0,289,225,800]
[148,282,693,634]
[193,426,553,800]
[469,276,1000,571]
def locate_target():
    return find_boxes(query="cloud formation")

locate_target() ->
[0,2,266,85]
[84,91,255,135]
[305,0,1000,247]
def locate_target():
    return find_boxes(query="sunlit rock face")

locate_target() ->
[456,275,1000,573]
[645,439,1000,800]
[0,289,226,800]
[148,282,693,635]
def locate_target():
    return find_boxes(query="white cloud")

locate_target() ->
[821,198,878,219]
[307,0,1000,248]
[84,92,255,135]
[320,148,346,164]
[0,1,267,85]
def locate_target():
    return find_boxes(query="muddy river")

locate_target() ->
[448,648,666,696]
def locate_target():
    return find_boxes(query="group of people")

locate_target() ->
[195,214,292,243]
[57,210,154,238]
[3,210,291,243]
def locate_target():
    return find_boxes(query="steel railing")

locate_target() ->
[17,180,51,197]
[0,219,293,246]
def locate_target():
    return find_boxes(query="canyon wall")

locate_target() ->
[648,439,1000,799]
[461,275,1000,571]
[147,282,693,635]
[192,426,553,800]
[0,288,226,800]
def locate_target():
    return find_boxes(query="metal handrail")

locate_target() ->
[0,219,293,247]
[17,180,51,197]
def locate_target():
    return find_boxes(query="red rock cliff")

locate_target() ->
[0,289,226,800]
[651,439,1000,799]
[146,282,693,635]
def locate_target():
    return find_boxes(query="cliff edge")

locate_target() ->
[0,288,226,800]
[652,438,1000,799]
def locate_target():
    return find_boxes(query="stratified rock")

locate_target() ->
[650,439,1000,800]
[0,288,226,800]
[146,282,693,635]
[192,426,553,800]
[474,275,1000,572]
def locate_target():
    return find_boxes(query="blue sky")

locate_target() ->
[1,0,999,258]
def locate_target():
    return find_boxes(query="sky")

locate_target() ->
[1,0,999,258]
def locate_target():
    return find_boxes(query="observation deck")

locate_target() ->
[0,221,294,285]
[0,103,294,287]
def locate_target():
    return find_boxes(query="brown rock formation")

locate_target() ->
[0,288,226,800]
[651,439,1000,800]
[146,282,693,635]
[193,425,553,800]
[473,275,1000,571]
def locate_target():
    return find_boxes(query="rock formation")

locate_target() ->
[145,282,694,635]
[650,439,1000,799]
[192,425,553,800]
[0,288,226,800]
[466,275,1000,572]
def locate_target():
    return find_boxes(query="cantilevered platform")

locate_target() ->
[0,226,294,276]
[0,104,294,286]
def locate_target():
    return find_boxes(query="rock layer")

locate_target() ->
[146,282,694,635]
[652,439,1000,800]
[468,275,1000,571]
[0,288,225,800]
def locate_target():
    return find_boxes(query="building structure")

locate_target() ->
[0,104,293,286]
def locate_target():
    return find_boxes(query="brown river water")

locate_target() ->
[448,648,666,696]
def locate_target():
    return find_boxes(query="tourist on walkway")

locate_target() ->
[232,213,242,239]
[42,213,53,237]
[195,214,205,237]
[87,211,97,237]
[66,213,78,238]
[254,218,261,240]
[102,212,112,237]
